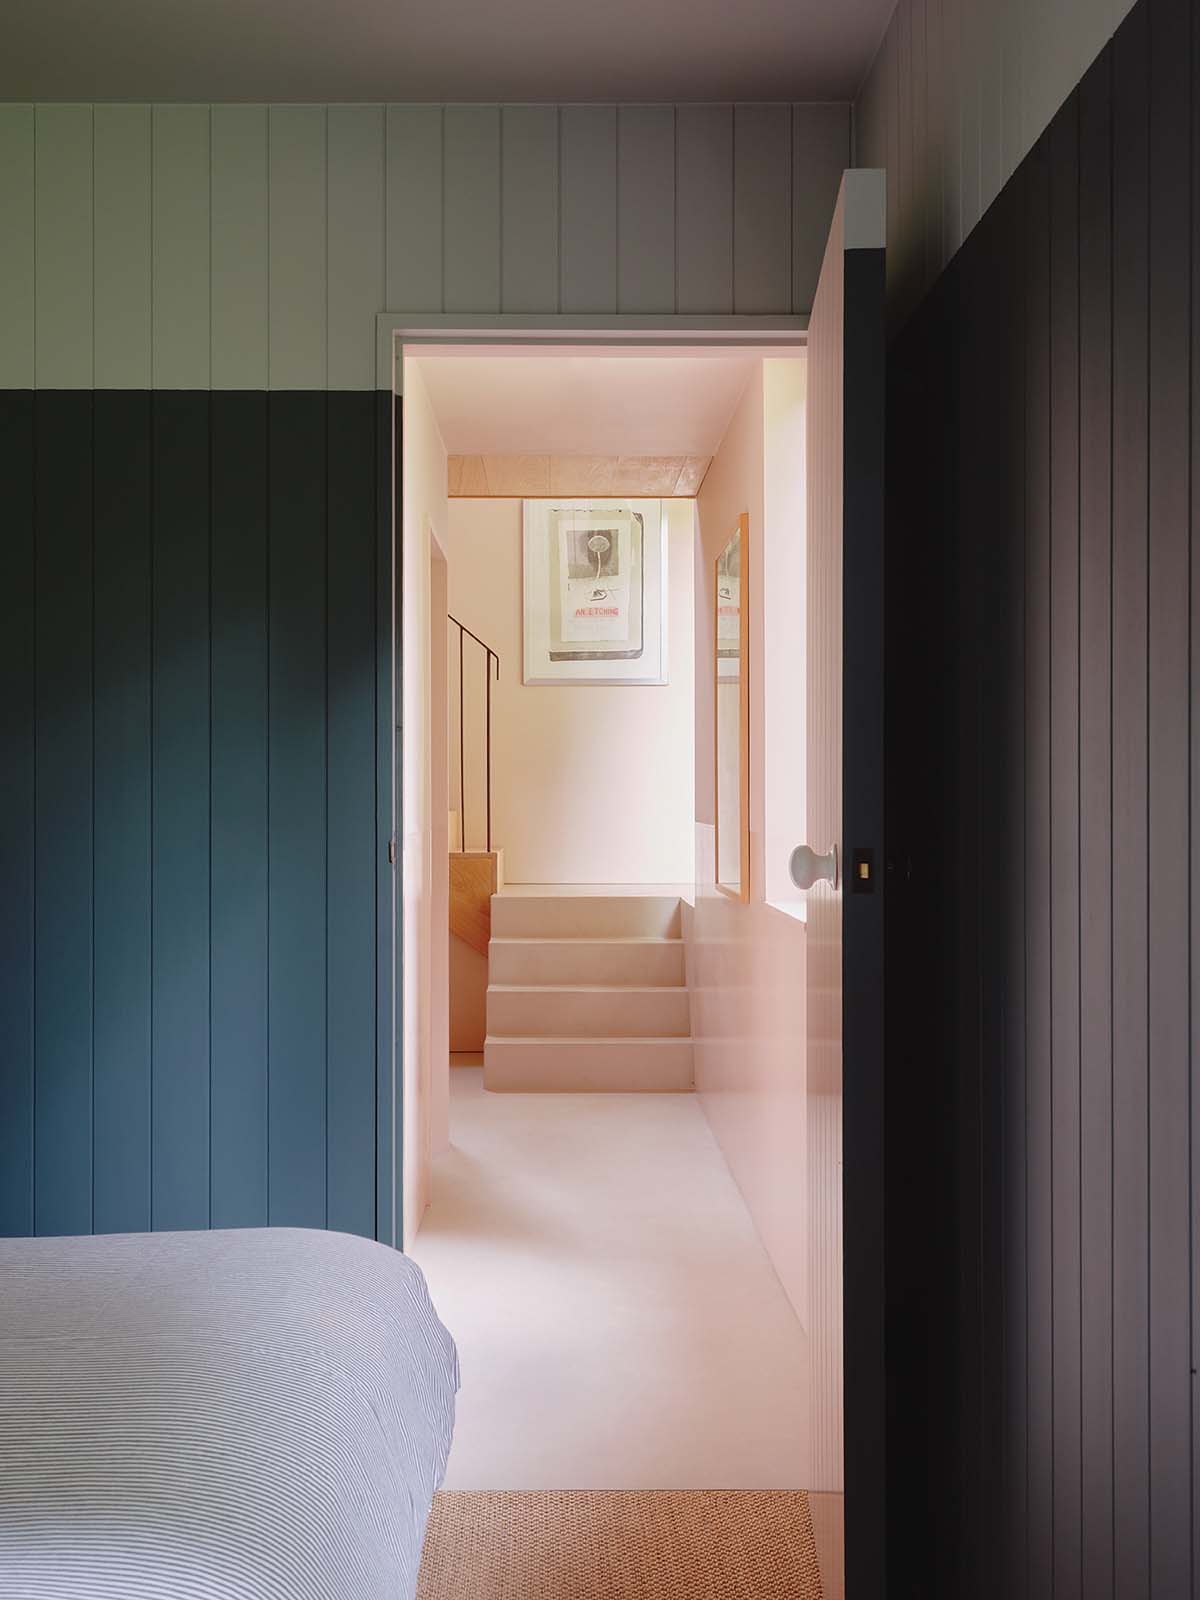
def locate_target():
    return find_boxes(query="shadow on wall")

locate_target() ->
[2,389,384,1245]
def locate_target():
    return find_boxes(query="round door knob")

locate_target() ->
[789,842,839,892]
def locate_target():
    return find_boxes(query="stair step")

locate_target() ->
[484,1036,694,1093]
[487,984,690,1039]
[490,895,682,940]
[489,937,685,987]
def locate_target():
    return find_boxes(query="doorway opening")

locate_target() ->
[396,337,844,1589]
[387,188,885,1586]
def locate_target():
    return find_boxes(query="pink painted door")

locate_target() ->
[798,169,886,1598]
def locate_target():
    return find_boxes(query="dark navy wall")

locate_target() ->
[885,0,1198,1593]
[0,389,388,1242]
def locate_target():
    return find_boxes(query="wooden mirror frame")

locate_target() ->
[713,512,750,902]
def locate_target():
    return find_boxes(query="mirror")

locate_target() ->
[714,513,750,900]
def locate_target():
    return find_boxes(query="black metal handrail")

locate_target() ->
[448,614,500,852]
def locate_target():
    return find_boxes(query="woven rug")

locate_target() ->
[416,1489,824,1599]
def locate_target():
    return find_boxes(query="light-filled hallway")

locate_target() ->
[411,1066,810,1491]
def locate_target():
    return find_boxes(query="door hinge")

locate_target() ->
[388,837,396,865]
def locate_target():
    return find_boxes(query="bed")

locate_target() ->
[0,1227,458,1598]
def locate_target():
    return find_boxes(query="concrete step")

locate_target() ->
[488,936,686,988]
[484,1035,694,1093]
[487,983,690,1039]
[490,895,682,940]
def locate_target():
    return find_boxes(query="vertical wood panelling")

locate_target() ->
[210,394,269,1229]
[909,0,930,298]
[996,170,1029,1600]
[979,0,1005,204]
[857,0,1141,322]
[0,106,34,388]
[0,95,842,379]
[951,185,985,1595]
[1110,12,1151,1593]
[958,0,981,237]
[894,0,913,300]
[1022,133,1054,1599]
[500,106,559,313]
[268,393,328,1228]
[92,393,153,1234]
[211,105,269,391]
[617,106,675,313]
[326,393,379,1241]
[269,106,327,389]
[732,104,791,313]
[0,392,385,1246]
[1145,4,1192,1590]
[93,106,151,389]
[923,0,946,275]
[1077,52,1115,1600]
[443,106,501,314]
[1001,0,1023,179]
[675,105,733,314]
[150,393,211,1232]
[886,2,1198,1590]
[792,105,850,314]
[940,0,961,259]
[152,106,211,390]
[0,392,35,1235]
[559,106,617,313]
[1047,96,1083,1600]
[327,105,386,390]
[1192,2,1200,1571]
[33,392,93,1236]
[34,105,92,389]
[385,104,443,313]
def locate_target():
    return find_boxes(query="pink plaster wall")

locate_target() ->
[446,497,696,884]
[401,358,450,1246]
[690,359,810,1339]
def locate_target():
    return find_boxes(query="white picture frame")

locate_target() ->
[522,498,669,685]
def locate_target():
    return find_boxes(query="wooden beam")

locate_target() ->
[448,453,711,498]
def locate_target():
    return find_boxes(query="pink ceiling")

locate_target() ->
[412,350,763,457]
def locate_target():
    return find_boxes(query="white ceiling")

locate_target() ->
[413,351,760,456]
[2,0,893,102]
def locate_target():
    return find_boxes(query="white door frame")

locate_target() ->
[382,313,811,1249]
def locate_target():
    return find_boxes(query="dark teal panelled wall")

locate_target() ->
[0,389,387,1241]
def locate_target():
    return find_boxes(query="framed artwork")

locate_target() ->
[522,499,668,685]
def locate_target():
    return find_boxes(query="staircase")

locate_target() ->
[483,895,694,1092]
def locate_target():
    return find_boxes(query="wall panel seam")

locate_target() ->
[498,108,504,312]
[614,106,622,312]
[89,106,95,389]
[147,394,155,1229]
[264,394,271,1218]
[672,105,679,314]
[324,394,330,1229]
[207,390,214,1227]
[89,388,96,1233]
[729,108,737,309]
[32,397,38,1230]
[440,105,447,314]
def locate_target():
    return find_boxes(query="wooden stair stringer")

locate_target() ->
[450,850,504,957]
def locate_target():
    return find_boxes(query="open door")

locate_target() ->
[795,170,886,1597]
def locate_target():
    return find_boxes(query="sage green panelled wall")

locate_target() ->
[0,101,850,391]
[854,0,1136,322]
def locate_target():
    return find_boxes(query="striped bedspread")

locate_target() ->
[0,1227,458,1599]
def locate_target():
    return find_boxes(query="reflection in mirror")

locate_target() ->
[715,514,749,900]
